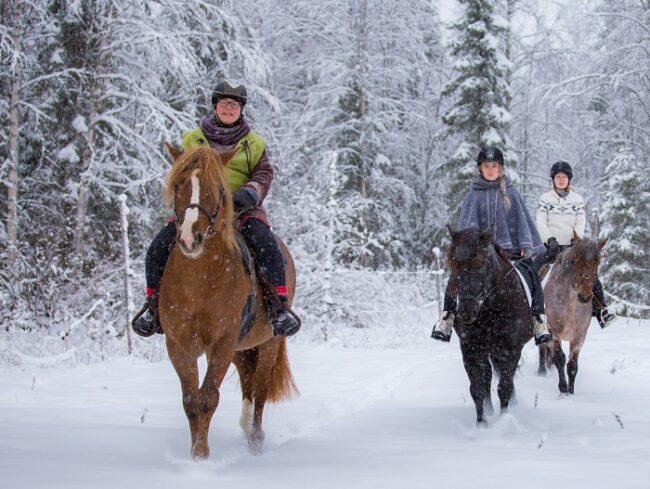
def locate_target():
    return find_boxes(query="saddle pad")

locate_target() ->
[512,263,533,308]
[541,263,554,290]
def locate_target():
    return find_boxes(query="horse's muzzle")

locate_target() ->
[177,232,204,258]
[577,292,592,304]
[457,301,480,325]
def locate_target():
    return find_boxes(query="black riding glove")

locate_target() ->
[232,188,260,214]
[545,237,561,258]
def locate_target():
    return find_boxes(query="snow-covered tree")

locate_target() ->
[442,0,514,213]
[263,0,446,270]
[598,147,650,318]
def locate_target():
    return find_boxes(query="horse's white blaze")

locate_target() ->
[180,170,200,250]
[239,399,254,436]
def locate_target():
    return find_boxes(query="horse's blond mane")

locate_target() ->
[163,147,236,252]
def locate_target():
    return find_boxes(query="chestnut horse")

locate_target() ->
[158,145,298,460]
[538,235,606,394]
[447,228,533,426]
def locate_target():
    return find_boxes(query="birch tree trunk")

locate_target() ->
[6,0,23,268]
[119,194,133,354]
[72,6,106,258]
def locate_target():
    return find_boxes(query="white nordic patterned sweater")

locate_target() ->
[536,188,586,245]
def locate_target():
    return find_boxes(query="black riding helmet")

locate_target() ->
[550,161,573,181]
[476,146,504,166]
[211,80,248,107]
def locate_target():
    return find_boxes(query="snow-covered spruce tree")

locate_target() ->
[581,0,650,191]
[258,0,447,338]
[264,0,447,270]
[598,147,650,318]
[441,0,514,214]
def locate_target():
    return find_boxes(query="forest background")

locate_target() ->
[1,0,649,362]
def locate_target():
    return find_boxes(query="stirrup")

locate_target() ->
[598,309,617,329]
[131,298,161,337]
[272,309,301,337]
[533,314,552,345]
[431,312,454,342]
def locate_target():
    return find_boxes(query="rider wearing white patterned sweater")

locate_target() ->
[534,161,616,328]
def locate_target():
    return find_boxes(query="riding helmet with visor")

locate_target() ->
[476,146,505,166]
[211,81,248,107]
[550,161,573,181]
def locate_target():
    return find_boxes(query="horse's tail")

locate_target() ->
[266,338,300,403]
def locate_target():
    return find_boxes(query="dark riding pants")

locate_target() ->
[592,277,607,315]
[517,258,545,316]
[144,218,286,290]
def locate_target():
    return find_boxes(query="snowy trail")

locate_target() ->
[1,321,649,489]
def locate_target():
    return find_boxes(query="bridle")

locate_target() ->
[174,183,226,239]
[457,251,522,314]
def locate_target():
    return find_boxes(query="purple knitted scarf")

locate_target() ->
[200,115,251,146]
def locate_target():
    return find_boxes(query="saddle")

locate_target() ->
[236,233,258,341]
[235,232,300,341]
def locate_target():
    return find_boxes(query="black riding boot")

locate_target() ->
[592,277,616,328]
[431,275,458,342]
[241,219,300,337]
[519,258,552,345]
[131,222,176,337]
[132,293,163,336]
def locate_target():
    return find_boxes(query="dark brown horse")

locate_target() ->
[538,235,606,394]
[447,228,533,425]
[158,145,298,460]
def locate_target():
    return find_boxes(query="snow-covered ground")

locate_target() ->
[1,318,649,489]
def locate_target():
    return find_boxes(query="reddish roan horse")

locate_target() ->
[158,145,298,460]
[538,235,607,394]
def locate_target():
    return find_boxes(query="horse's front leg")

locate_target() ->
[551,341,568,394]
[461,345,489,426]
[493,352,519,413]
[483,359,494,416]
[567,346,582,395]
[538,344,549,376]
[166,340,201,455]
[189,342,235,460]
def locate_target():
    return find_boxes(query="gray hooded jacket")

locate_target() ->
[458,176,544,256]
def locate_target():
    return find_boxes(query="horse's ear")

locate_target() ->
[447,224,457,239]
[164,142,183,161]
[597,237,608,251]
[571,230,581,244]
[219,148,238,166]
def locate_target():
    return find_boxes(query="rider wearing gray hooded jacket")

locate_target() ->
[431,146,552,345]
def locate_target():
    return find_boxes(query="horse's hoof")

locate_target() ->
[192,442,210,461]
[476,419,488,428]
[537,369,547,377]
[248,429,265,454]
